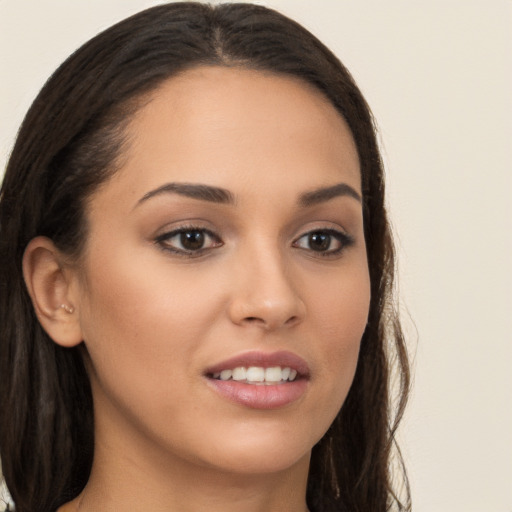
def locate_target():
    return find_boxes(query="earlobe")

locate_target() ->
[22,236,83,347]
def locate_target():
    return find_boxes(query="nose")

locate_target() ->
[227,244,306,331]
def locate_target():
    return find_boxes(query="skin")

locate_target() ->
[33,67,370,511]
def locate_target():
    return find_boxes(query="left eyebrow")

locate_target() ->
[298,183,362,207]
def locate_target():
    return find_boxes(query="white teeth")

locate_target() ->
[246,367,265,382]
[264,366,282,382]
[212,366,298,383]
[232,367,247,381]
[219,369,232,381]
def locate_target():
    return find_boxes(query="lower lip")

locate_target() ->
[206,378,308,409]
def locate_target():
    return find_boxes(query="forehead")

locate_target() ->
[97,66,360,207]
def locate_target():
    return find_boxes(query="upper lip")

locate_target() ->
[205,350,310,378]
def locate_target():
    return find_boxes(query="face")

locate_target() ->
[73,67,370,476]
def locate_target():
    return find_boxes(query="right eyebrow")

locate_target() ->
[135,182,235,208]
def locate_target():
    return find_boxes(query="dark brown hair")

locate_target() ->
[0,3,410,511]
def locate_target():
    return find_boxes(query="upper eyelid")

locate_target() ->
[292,225,350,241]
[294,229,353,243]
[154,221,218,238]
[155,222,349,234]
[157,225,216,236]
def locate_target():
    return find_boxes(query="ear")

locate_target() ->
[22,236,83,347]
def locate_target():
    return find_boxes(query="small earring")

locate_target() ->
[60,304,75,314]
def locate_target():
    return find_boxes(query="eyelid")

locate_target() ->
[154,224,223,257]
[292,227,354,257]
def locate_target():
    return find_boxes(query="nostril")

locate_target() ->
[285,315,299,326]
[242,314,300,328]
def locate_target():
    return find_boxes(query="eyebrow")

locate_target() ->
[136,181,361,209]
[298,183,361,207]
[137,182,235,206]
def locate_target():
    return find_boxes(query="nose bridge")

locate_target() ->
[228,235,305,329]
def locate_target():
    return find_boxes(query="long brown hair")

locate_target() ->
[0,3,410,511]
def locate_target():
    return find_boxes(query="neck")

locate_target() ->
[72,450,311,512]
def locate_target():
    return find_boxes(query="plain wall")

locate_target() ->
[1,1,511,511]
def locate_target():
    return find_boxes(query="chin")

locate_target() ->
[189,424,319,476]
[205,446,311,476]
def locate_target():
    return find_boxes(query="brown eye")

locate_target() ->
[307,232,331,252]
[293,229,354,256]
[180,230,205,250]
[156,227,222,255]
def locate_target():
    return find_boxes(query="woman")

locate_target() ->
[0,3,410,511]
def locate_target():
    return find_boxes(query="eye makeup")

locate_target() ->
[154,224,223,257]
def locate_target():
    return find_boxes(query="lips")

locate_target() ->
[204,351,309,409]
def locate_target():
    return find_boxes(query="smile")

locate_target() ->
[212,366,298,385]
[205,351,309,409]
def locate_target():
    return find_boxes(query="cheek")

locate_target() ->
[76,245,223,399]
[80,241,219,337]
[310,255,370,340]
[306,261,370,411]
[76,257,228,455]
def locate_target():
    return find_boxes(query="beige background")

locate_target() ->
[1,1,511,511]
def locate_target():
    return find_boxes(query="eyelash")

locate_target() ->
[154,226,354,258]
[292,229,355,257]
[155,225,222,258]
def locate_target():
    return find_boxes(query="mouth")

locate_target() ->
[204,351,309,409]
[209,365,299,385]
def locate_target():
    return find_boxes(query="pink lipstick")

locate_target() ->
[204,350,309,409]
